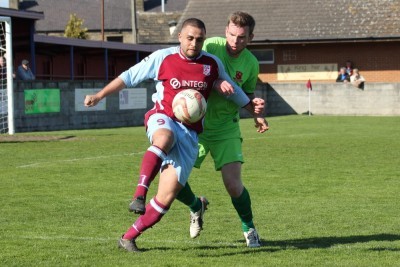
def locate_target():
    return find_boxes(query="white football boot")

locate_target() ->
[243,228,262,248]
[189,196,209,238]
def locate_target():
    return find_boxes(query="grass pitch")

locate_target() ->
[1,115,399,266]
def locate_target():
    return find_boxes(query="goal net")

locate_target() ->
[0,17,13,134]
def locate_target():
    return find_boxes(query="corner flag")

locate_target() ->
[306,79,312,90]
[306,79,312,116]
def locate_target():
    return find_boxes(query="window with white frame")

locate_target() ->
[250,49,274,64]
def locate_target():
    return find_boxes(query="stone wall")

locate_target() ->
[264,82,400,116]
[12,80,155,133]
[136,12,181,43]
[11,81,400,133]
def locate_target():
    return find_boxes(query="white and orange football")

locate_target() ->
[172,89,207,124]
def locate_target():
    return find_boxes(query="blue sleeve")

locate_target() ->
[211,54,250,107]
[119,47,176,87]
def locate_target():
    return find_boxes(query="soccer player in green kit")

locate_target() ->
[176,11,269,247]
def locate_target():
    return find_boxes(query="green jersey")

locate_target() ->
[202,37,259,140]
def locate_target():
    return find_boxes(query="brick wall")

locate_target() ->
[257,41,400,83]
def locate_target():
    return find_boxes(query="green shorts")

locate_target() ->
[194,137,243,171]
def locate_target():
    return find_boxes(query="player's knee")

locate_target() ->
[225,182,243,198]
[152,129,174,151]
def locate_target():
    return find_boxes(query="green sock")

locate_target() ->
[176,182,201,212]
[231,187,255,232]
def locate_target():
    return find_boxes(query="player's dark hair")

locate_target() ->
[228,11,255,35]
[181,18,206,33]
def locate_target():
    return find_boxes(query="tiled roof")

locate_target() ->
[20,0,400,42]
[144,0,188,12]
[169,0,400,43]
[20,0,132,32]
[20,0,188,32]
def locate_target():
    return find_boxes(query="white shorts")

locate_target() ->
[146,113,198,186]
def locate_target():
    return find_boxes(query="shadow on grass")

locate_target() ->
[126,234,400,254]
[0,135,76,143]
[263,233,400,250]
[186,233,400,256]
[369,248,400,252]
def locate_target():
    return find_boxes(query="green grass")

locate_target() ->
[1,115,399,266]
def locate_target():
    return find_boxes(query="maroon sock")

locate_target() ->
[123,197,169,240]
[133,145,166,199]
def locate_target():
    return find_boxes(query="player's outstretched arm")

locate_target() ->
[85,77,126,107]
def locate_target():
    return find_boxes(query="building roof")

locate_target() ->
[144,0,189,12]
[169,0,400,43]
[20,0,132,32]
[19,0,400,43]
[34,34,169,52]
[20,0,188,32]
[0,6,43,20]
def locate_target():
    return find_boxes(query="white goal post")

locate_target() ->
[0,16,14,135]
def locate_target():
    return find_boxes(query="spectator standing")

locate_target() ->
[350,68,365,89]
[336,67,350,83]
[15,59,35,81]
[345,60,353,76]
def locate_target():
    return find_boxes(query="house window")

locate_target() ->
[250,49,274,64]
[283,49,297,61]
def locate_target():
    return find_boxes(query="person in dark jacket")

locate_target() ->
[336,67,350,83]
[15,59,35,81]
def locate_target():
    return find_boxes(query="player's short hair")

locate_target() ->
[228,11,256,35]
[181,18,206,33]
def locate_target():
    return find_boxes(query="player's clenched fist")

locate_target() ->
[252,98,265,115]
[84,95,101,107]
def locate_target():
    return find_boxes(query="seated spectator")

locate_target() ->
[345,60,353,76]
[350,68,365,89]
[15,59,35,81]
[336,67,350,83]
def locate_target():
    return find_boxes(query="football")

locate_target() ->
[172,89,207,124]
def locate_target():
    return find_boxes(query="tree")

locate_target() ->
[64,14,88,39]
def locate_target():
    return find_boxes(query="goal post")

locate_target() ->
[0,16,14,135]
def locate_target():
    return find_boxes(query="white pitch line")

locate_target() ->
[17,151,145,168]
